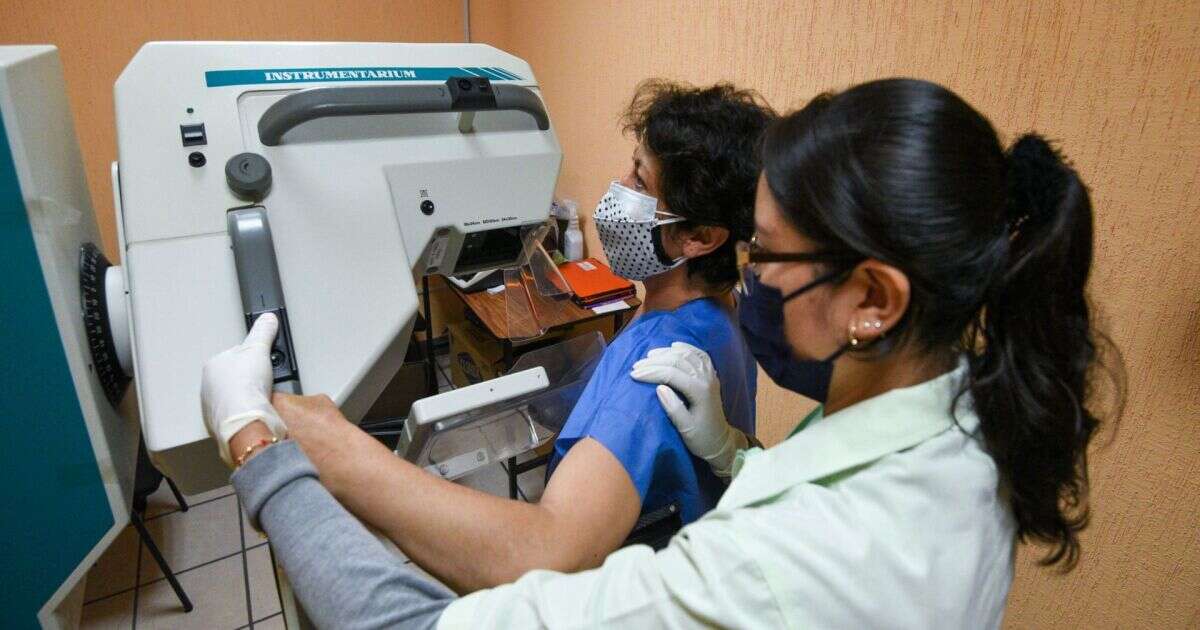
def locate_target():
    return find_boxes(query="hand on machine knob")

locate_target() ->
[201,313,288,466]
[630,342,749,477]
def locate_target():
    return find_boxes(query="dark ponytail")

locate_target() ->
[761,79,1124,570]
[969,134,1118,569]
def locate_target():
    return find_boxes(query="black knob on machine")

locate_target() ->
[79,243,131,408]
[225,152,273,201]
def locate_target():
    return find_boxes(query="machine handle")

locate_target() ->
[227,206,302,390]
[257,76,550,145]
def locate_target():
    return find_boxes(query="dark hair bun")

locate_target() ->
[1006,134,1070,233]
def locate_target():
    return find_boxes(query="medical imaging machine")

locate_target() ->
[2,41,589,627]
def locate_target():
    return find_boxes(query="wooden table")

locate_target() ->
[450,277,640,364]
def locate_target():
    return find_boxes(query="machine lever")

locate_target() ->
[257,77,550,145]
[227,206,302,394]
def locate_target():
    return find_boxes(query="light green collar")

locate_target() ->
[787,405,824,439]
[721,359,974,510]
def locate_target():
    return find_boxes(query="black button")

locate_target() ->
[420,200,436,215]
[180,123,207,147]
[188,152,206,167]
[270,351,285,368]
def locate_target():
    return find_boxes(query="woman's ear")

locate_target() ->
[841,260,910,344]
[672,225,731,259]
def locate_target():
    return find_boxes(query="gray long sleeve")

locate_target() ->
[231,441,455,629]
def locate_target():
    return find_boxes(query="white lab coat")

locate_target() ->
[439,361,1017,629]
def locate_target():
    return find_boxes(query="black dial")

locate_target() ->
[79,243,131,408]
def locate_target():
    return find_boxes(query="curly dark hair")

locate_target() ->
[621,80,775,290]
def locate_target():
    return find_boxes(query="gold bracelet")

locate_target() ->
[235,436,280,468]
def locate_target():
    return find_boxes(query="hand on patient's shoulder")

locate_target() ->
[630,342,748,477]
[630,341,721,413]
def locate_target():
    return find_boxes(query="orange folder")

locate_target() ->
[558,258,635,306]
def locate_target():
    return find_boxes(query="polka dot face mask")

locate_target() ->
[593,181,686,281]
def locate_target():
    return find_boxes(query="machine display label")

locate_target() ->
[426,233,449,270]
[205,66,524,87]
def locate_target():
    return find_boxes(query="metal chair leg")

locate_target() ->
[164,477,189,512]
[131,511,193,612]
[507,456,519,499]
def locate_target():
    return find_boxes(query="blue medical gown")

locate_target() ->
[547,298,756,524]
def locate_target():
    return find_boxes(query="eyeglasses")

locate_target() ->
[735,236,863,294]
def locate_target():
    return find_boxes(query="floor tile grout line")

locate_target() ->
[234,611,283,630]
[83,499,211,606]
[136,547,246,588]
[131,535,143,629]
[144,490,236,522]
[239,500,254,627]
[81,542,266,607]
[255,611,283,623]
[130,495,248,590]
[83,582,140,607]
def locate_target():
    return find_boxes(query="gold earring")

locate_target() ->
[848,321,860,347]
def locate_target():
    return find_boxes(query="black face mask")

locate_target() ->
[737,266,856,403]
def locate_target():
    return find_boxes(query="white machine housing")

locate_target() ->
[113,42,562,492]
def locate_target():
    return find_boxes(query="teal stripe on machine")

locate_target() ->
[206,65,525,87]
[0,107,113,625]
[474,67,507,80]
[488,67,520,80]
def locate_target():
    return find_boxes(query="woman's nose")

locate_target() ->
[618,171,637,190]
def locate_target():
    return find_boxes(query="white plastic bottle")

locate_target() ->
[562,199,584,261]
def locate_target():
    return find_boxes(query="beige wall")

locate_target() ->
[0,0,464,260]
[474,1,1200,627]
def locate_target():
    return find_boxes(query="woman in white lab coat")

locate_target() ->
[203,77,1121,629]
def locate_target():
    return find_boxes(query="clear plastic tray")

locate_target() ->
[396,331,606,479]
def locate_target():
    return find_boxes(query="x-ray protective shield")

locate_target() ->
[113,42,562,493]
[398,332,607,480]
[0,45,140,627]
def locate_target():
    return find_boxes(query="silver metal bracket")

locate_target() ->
[457,111,476,133]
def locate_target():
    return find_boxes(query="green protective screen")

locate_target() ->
[0,104,114,627]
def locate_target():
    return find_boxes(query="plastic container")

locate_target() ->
[551,200,569,247]
[562,200,584,261]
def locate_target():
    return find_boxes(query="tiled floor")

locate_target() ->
[80,352,546,628]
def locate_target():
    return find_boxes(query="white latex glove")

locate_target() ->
[630,341,749,477]
[200,313,288,466]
